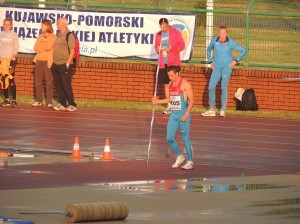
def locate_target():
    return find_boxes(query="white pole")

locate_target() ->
[206,0,213,66]
[38,0,45,8]
[146,29,163,167]
[71,0,76,10]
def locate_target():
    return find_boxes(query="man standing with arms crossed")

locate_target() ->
[153,66,194,170]
[52,17,77,111]
[155,18,185,114]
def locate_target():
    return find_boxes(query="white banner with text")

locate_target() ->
[0,6,196,61]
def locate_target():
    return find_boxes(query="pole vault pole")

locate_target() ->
[146,23,163,167]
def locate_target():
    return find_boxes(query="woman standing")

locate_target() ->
[202,25,246,117]
[32,19,56,108]
[0,18,19,107]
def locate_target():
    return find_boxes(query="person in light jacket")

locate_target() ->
[0,18,19,107]
[202,25,246,117]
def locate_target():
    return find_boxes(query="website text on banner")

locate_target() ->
[0,6,196,61]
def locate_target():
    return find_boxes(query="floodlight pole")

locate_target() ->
[38,0,45,8]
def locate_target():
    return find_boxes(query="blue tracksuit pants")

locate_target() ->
[208,65,233,110]
[166,111,193,161]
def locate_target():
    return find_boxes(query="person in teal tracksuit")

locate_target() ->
[202,25,247,117]
[152,66,194,170]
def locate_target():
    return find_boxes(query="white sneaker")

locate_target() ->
[47,104,53,108]
[172,154,185,169]
[53,103,67,111]
[181,161,194,170]
[67,105,77,112]
[201,110,216,117]
[220,110,226,117]
[32,102,42,107]
[163,104,171,114]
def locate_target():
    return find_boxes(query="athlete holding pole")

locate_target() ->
[154,18,185,114]
[152,66,194,170]
[147,17,186,166]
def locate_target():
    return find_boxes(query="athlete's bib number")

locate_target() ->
[170,96,181,110]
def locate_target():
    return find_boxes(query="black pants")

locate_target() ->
[3,60,17,100]
[51,63,76,107]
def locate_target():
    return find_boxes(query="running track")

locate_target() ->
[0,106,299,190]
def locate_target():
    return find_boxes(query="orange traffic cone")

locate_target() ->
[101,138,112,160]
[0,152,9,157]
[70,136,84,158]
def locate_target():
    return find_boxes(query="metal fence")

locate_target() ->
[2,0,300,69]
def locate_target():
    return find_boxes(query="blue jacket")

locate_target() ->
[206,36,247,68]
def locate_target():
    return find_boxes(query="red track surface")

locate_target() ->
[0,106,299,190]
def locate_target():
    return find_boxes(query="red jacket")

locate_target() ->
[155,26,185,68]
